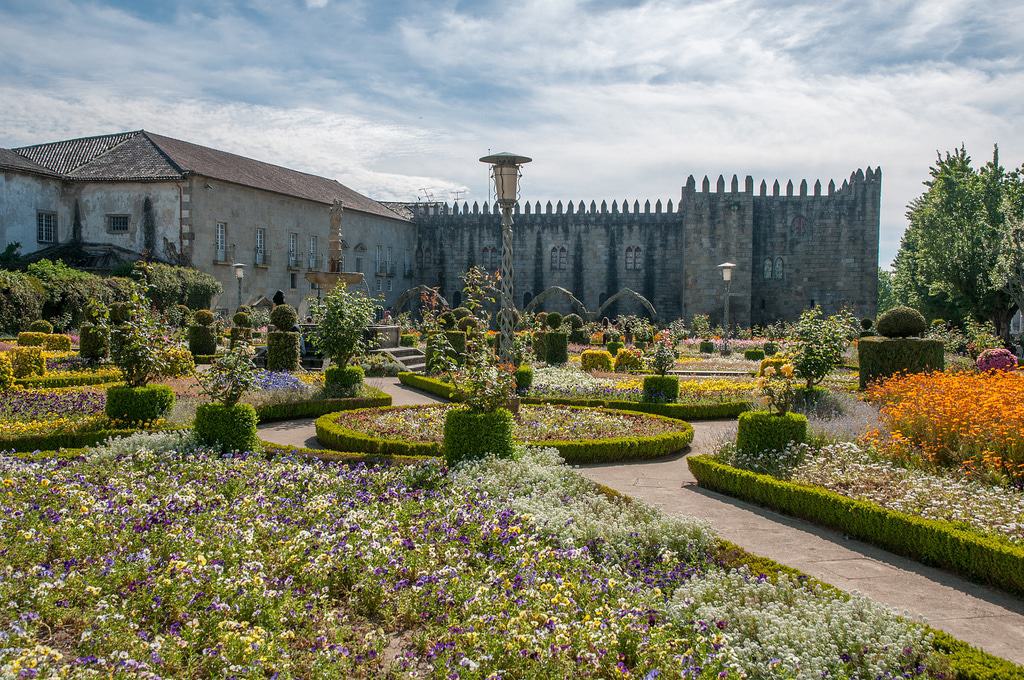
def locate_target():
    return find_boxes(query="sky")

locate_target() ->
[1,0,1022,266]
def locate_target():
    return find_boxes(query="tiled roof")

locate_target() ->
[8,130,407,222]
[0,147,60,177]
[143,132,404,221]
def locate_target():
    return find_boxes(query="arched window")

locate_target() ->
[558,246,567,270]
[763,258,773,280]
[550,247,559,271]
[625,247,635,271]
[523,291,533,308]
[632,246,642,271]
[774,257,784,280]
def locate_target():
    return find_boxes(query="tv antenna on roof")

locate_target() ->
[450,189,466,202]
[418,187,436,202]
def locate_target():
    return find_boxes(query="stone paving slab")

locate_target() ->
[256,386,1024,664]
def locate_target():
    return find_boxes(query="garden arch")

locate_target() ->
[523,286,590,318]
[595,288,658,321]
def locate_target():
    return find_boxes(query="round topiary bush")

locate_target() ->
[193,309,215,326]
[976,347,1018,372]
[546,312,563,329]
[443,407,515,465]
[452,307,472,320]
[876,306,927,338]
[565,313,584,329]
[270,304,298,331]
[104,385,175,423]
[605,341,624,357]
[514,364,533,392]
[439,311,457,329]
[325,364,365,397]
[736,410,808,454]
[109,302,132,325]
[699,340,715,354]
[581,349,614,372]
[28,320,53,333]
[194,402,260,452]
[233,311,252,328]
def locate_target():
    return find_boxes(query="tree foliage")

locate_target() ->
[307,286,380,367]
[785,307,856,390]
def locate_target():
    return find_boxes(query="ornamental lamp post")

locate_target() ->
[480,152,532,362]
[717,262,736,354]
[233,263,245,311]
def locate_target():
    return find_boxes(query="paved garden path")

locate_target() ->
[257,381,1024,664]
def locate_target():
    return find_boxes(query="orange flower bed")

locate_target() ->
[865,370,1024,482]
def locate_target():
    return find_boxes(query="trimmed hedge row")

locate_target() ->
[15,369,122,388]
[253,388,392,422]
[857,336,944,389]
[397,372,751,420]
[686,455,1024,598]
[314,405,695,464]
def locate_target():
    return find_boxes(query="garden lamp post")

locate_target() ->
[480,152,532,361]
[233,263,245,311]
[717,262,736,354]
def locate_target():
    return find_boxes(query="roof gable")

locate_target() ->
[15,131,140,174]
[0,148,60,177]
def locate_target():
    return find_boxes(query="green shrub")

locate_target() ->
[315,411,442,457]
[44,334,72,351]
[565,313,584,329]
[29,320,53,333]
[514,364,533,391]
[108,301,132,324]
[861,317,874,331]
[544,331,569,364]
[267,331,300,371]
[194,402,260,452]
[569,328,589,344]
[172,304,193,327]
[545,312,563,329]
[613,347,643,373]
[400,333,417,347]
[763,341,778,356]
[699,340,715,354]
[642,375,679,403]
[229,327,252,347]
[193,309,215,326]
[325,364,365,397]
[133,261,222,310]
[876,305,927,338]
[159,346,195,377]
[857,336,944,389]
[445,330,467,360]
[457,316,478,333]
[439,311,457,328]
[687,455,1024,599]
[105,385,175,423]
[188,325,218,356]
[605,341,624,357]
[0,270,44,334]
[8,347,45,377]
[270,304,298,331]
[443,407,515,464]
[232,311,252,328]
[0,352,13,390]
[452,306,472,320]
[743,348,765,361]
[601,399,750,421]
[16,369,120,388]
[27,259,119,328]
[736,410,808,454]
[398,372,465,400]
[533,332,548,361]
[581,349,613,372]
[16,332,49,347]
[79,323,110,360]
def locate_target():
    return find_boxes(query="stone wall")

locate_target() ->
[410,167,880,326]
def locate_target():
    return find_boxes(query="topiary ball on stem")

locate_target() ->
[270,304,298,331]
[232,311,252,328]
[875,306,927,338]
[193,309,215,326]
[545,312,563,329]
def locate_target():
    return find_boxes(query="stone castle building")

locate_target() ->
[1,130,880,325]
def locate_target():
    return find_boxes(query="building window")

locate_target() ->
[416,247,424,269]
[255,227,266,265]
[288,232,298,266]
[355,257,363,272]
[549,246,567,271]
[215,222,227,262]
[774,257,784,280]
[763,258,773,280]
[376,245,383,273]
[308,235,318,269]
[625,246,642,271]
[386,246,393,274]
[36,212,57,243]
[106,214,130,234]
[290,272,297,289]
[376,277,383,292]
[387,279,393,292]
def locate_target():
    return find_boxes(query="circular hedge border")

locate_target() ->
[315,404,695,464]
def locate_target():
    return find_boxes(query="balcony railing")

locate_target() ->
[214,244,234,264]
[307,253,322,271]
[287,252,301,269]
[255,247,268,266]
[376,263,396,277]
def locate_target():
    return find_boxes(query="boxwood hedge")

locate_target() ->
[687,455,1024,598]
[253,388,392,422]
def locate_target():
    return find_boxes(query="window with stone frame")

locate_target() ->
[774,257,785,280]
[36,211,57,243]
[763,258,773,280]
[106,214,130,234]
[625,246,642,271]
[550,247,559,271]
[558,246,567,270]
[215,222,227,262]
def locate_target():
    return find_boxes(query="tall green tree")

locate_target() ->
[876,268,896,315]
[902,145,1021,337]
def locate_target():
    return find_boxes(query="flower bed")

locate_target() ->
[865,370,1024,483]
[0,386,106,421]
[14,367,122,388]
[316,404,695,463]
[689,452,1024,597]
[253,386,392,422]
[531,365,754,403]
[0,432,957,679]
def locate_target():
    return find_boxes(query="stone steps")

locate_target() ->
[373,347,426,373]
